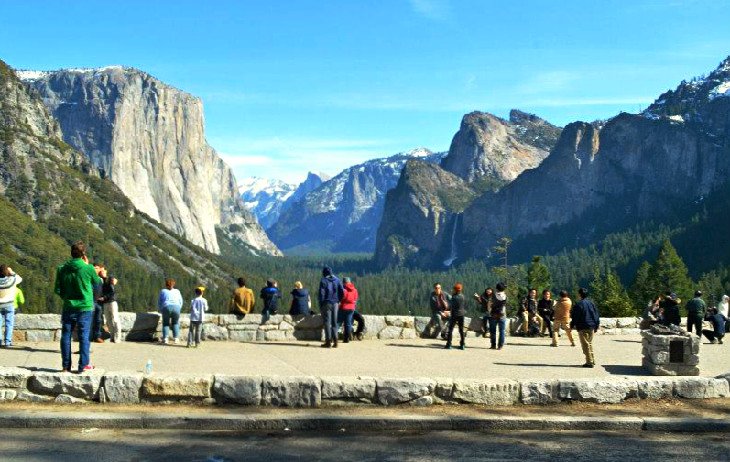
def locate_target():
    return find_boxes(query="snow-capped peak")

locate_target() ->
[16,66,126,82]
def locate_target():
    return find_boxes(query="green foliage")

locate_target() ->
[527,256,551,293]
[591,269,635,317]
[629,261,653,308]
[646,239,694,303]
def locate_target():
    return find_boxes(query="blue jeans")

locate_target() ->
[490,317,506,348]
[90,303,104,341]
[338,310,355,340]
[160,304,181,340]
[1,304,14,345]
[60,310,93,371]
[322,303,339,343]
[261,308,273,325]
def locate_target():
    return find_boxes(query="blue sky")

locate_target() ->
[2,0,729,184]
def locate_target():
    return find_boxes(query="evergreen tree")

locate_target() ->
[630,261,652,307]
[527,255,551,293]
[647,239,694,302]
[600,270,635,317]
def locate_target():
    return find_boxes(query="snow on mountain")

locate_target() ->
[239,172,330,230]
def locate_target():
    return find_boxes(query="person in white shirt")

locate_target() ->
[188,287,208,348]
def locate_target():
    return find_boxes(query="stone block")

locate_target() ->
[55,394,87,404]
[0,389,17,401]
[263,315,284,325]
[400,328,418,340]
[363,316,387,339]
[650,351,670,365]
[16,390,52,402]
[279,321,294,331]
[12,330,26,343]
[620,328,642,335]
[414,317,430,335]
[600,318,618,328]
[409,396,433,406]
[212,375,262,405]
[434,378,454,401]
[228,330,257,342]
[617,317,639,328]
[452,379,519,405]
[642,358,700,376]
[141,374,212,399]
[118,312,160,331]
[520,380,560,405]
[637,378,675,399]
[25,330,55,342]
[467,317,484,333]
[264,330,288,341]
[385,316,414,328]
[376,378,435,405]
[261,376,321,407]
[13,313,61,330]
[675,378,730,399]
[201,324,228,341]
[0,366,31,388]
[256,330,266,341]
[103,372,143,404]
[28,371,103,400]
[227,323,259,331]
[293,315,324,330]
[558,379,638,404]
[321,376,376,402]
[378,326,402,340]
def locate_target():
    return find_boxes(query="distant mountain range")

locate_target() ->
[375,56,730,270]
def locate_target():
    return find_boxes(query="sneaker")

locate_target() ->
[582,363,595,368]
[711,339,718,344]
[550,344,558,347]
[497,346,503,350]
[80,365,95,373]
[489,346,496,350]
[444,344,452,350]
[161,338,168,345]
[173,338,179,345]
[459,345,465,350]
[342,339,350,344]
[62,368,71,373]
[321,342,332,348]
[333,341,338,348]
[482,332,488,338]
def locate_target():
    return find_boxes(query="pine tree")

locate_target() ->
[527,256,551,293]
[647,239,694,302]
[630,261,652,306]
[600,270,635,317]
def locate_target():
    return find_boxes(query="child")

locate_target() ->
[188,287,208,348]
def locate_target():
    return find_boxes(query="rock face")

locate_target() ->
[374,110,560,268]
[19,66,280,256]
[239,172,329,230]
[377,57,730,268]
[374,160,477,268]
[441,110,561,185]
[269,148,446,253]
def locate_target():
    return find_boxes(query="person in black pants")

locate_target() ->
[702,307,727,344]
[445,283,466,350]
[352,310,366,340]
[90,264,105,343]
[537,289,555,338]
[685,291,706,336]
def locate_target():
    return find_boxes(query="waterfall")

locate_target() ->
[442,214,460,267]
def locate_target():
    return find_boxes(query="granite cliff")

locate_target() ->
[19,67,280,256]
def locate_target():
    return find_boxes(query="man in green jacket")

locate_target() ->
[55,241,101,373]
[685,290,707,337]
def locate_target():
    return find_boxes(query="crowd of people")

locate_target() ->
[641,291,728,344]
[1,240,728,373]
[427,282,600,367]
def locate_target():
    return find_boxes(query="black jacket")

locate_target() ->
[661,299,681,326]
[101,277,116,303]
[537,298,554,321]
[260,286,282,313]
[429,292,451,312]
[289,288,311,316]
[571,298,600,331]
[705,312,727,336]
[450,293,466,317]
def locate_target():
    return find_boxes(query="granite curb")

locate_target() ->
[0,412,726,432]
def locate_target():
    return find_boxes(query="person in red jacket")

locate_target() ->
[339,277,359,344]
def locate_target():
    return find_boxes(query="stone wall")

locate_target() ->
[11,313,654,343]
[0,366,727,406]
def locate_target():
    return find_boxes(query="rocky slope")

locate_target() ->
[374,160,477,267]
[378,56,730,268]
[0,60,242,312]
[267,149,445,253]
[18,66,280,256]
[239,172,329,229]
[375,110,561,267]
[440,109,561,188]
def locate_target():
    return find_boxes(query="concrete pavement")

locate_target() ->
[1,335,728,380]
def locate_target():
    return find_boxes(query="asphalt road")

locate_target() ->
[2,429,728,462]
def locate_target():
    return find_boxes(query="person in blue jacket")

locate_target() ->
[319,266,344,349]
[570,288,600,368]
